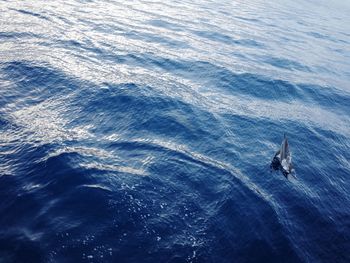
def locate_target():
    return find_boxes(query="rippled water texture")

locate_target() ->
[1,0,350,262]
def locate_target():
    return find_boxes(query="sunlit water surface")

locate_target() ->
[0,0,350,262]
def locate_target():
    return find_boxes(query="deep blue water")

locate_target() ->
[1,0,350,262]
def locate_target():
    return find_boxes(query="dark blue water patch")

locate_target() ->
[0,114,10,129]
[97,145,292,263]
[3,61,74,90]
[0,232,43,263]
[296,83,350,113]
[76,82,220,144]
[204,196,302,263]
[294,127,348,178]
[0,141,268,262]
[279,192,350,262]
[310,127,350,176]
[0,173,50,262]
[0,61,81,108]
[262,56,312,72]
[0,155,100,262]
